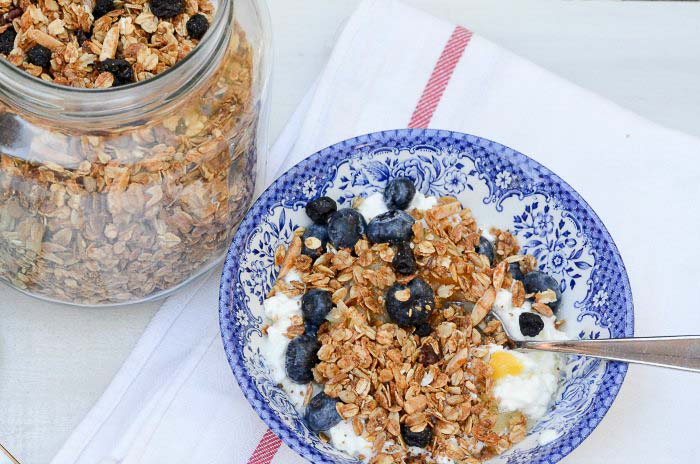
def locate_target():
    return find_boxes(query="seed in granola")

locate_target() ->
[93,0,116,19]
[186,13,210,40]
[150,0,185,19]
[384,177,416,210]
[519,312,544,337]
[401,423,433,448]
[476,236,495,265]
[285,334,320,383]
[98,59,135,86]
[301,289,332,334]
[327,208,367,250]
[367,210,415,245]
[392,241,417,275]
[418,344,440,366]
[0,26,16,55]
[510,261,525,281]
[385,278,435,326]
[1,8,23,26]
[305,392,342,432]
[301,224,329,260]
[26,45,52,69]
[523,271,561,312]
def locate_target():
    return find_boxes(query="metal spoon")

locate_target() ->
[489,311,700,373]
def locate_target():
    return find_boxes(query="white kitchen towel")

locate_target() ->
[52,0,700,463]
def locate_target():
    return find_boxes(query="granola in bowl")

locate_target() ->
[260,178,569,463]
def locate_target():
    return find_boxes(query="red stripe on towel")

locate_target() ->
[247,429,282,464]
[408,26,473,128]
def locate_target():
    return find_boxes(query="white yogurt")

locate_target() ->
[329,420,373,461]
[357,191,438,221]
[492,288,568,342]
[487,287,568,421]
[260,292,308,410]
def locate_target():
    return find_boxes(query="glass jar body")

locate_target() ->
[0,0,270,305]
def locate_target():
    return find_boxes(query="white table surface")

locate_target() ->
[1,1,699,463]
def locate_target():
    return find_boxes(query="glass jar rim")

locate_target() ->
[0,0,233,123]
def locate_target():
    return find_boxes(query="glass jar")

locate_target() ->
[0,0,270,305]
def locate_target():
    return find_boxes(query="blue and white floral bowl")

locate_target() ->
[219,129,634,464]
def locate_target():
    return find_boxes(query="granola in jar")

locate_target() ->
[0,0,269,304]
[261,178,568,463]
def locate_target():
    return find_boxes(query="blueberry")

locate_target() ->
[301,224,328,260]
[93,0,115,18]
[510,262,525,281]
[401,423,433,448]
[0,27,16,55]
[301,288,332,332]
[98,59,135,86]
[385,278,435,327]
[519,312,544,337]
[384,177,416,210]
[327,208,366,250]
[149,0,184,19]
[75,29,91,47]
[305,392,342,432]
[285,335,319,383]
[186,13,209,40]
[476,236,494,265]
[26,45,51,68]
[392,241,417,275]
[305,196,337,225]
[414,323,432,337]
[366,210,414,245]
[523,271,562,312]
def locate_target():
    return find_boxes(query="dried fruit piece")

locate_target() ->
[186,13,210,40]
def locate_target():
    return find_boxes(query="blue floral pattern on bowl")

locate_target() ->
[219,129,634,464]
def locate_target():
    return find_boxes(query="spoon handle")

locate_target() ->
[518,336,700,372]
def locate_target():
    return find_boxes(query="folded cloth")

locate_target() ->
[51,0,700,463]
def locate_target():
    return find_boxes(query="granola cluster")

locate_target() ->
[0,22,257,304]
[268,198,540,463]
[0,0,213,87]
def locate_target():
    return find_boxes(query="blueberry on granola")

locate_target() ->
[305,392,342,432]
[414,322,432,337]
[510,262,525,281]
[392,241,417,275]
[523,271,562,311]
[26,45,51,68]
[75,29,91,47]
[305,196,337,225]
[384,177,416,210]
[0,27,16,55]
[186,13,210,40]
[98,59,135,86]
[301,288,332,333]
[327,208,366,250]
[401,423,433,448]
[386,277,435,327]
[301,224,328,260]
[285,335,319,383]
[519,312,545,337]
[476,236,495,265]
[366,209,414,244]
[93,0,115,19]
[149,0,184,19]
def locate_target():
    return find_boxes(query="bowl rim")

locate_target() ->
[219,128,634,464]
